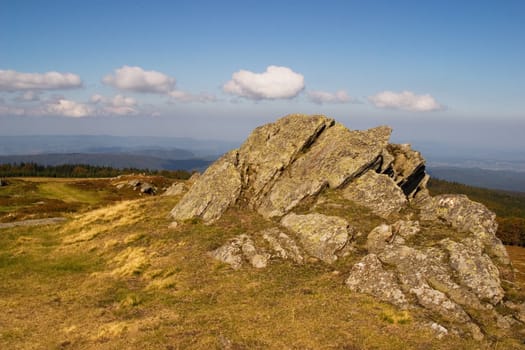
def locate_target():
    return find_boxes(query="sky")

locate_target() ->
[0,0,524,153]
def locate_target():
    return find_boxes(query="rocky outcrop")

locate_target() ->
[280,213,352,263]
[170,150,242,223]
[170,114,520,340]
[342,171,407,218]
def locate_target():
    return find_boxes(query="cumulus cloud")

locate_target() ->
[90,93,138,115]
[14,91,41,102]
[168,90,217,103]
[0,70,82,91]
[45,99,92,117]
[368,90,442,112]
[223,65,305,100]
[103,65,175,93]
[307,90,353,104]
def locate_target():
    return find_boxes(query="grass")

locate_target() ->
[1,177,525,349]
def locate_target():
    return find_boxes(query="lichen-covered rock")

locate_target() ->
[280,213,352,263]
[346,254,408,307]
[238,114,334,206]
[257,124,391,218]
[342,170,407,218]
[170,150,242,224]
[163,182,187,196]
[385,143,427,197]
[208,234,269,269]
[261,228,304,264]
[419,194,510,267]
[441,238,504,304]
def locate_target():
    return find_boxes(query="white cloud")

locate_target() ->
[0,70,82,91]
[103,65,175,93]
[168,90,217,103]
[368,90,442,112]
[223,65,305,100]
[89,93,138,115]
[45,99,92,117]
[307,90,353,104]
[14,91,41,102]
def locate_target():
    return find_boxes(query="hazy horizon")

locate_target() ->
[1,1,523,152]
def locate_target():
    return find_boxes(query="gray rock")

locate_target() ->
[163,182,187,196]
[419,194,510,267]
[208,234,269,270]
[140,182,156,194]
[346,254,408,307]
[261,228,304,264]
[238,114,334,208]
[441,238,504,304]
[385,143,428,197]
[171,150,242,224]
[256,124,391,218]
[342,170,407,218]
[280,213,352,263]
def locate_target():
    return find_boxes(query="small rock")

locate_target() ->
[168,221,178,229]
[163,182,187,196]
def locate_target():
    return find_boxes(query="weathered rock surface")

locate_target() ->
[171,150,242,223]
[209,234,269,270]
[170,114,521,340]
[346,254,408,307]
[280,213,352,263]
[261,228,304,264]
[257,124,391,218]
[163,182,187,196]
[342,170,407,218]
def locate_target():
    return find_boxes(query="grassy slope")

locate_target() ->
[1,178,523,349]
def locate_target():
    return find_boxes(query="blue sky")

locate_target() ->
[0,0,524,151]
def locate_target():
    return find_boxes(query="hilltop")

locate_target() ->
[1,114,525,349]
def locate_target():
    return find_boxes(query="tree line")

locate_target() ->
[0,162,191,179]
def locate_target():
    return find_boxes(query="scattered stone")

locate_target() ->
[140,182,156,194]
[261,227,304,264]
[168,221,178,229]
[208,234,269,269]
[429,322,449,339]
[163,182,187,196]
[280,213,352,263]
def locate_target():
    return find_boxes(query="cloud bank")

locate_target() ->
[368,90,442,112]
[91,94,138,115]
[307,90,353,104]
[103,65,175,93]
[0,70,82,91]
[45,99,92,118]
[223,65,305,100]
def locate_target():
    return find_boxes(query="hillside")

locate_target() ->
[428,166,525,193]
[2,115,525,349]
[1,177,520,349]
[0,153,210,172]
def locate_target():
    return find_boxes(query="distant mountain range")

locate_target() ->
[427,166,525,193]
[1,135,524,192]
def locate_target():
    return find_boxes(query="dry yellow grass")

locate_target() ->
[1,179,525,349]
